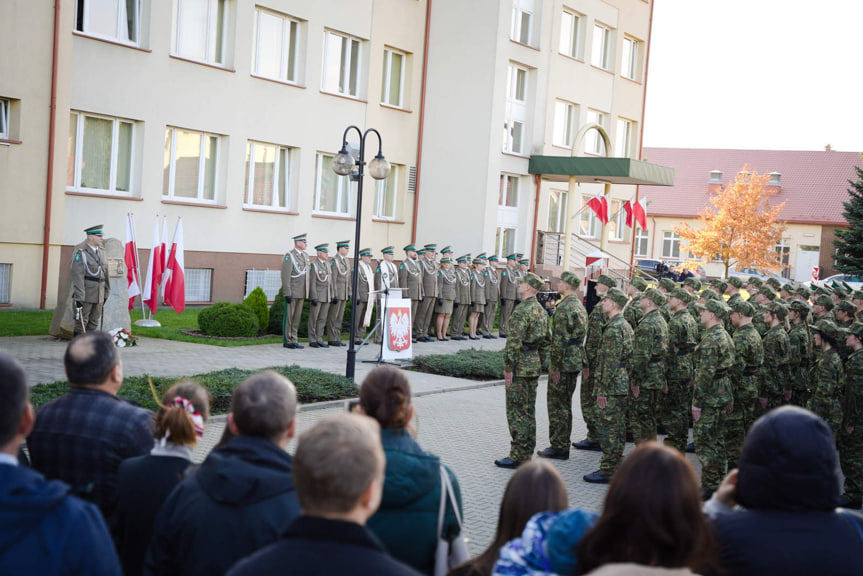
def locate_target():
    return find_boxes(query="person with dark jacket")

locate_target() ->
[0,349,122,575]
[704,406,863,575]
[359,366,463,575]
[144,371,301,576]
[228,413,422,576]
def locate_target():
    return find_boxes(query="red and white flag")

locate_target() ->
[142,216,164,315]
[163,217,186,314]
[124,214,141,310]
[623,201,634,228]
[633,197,648,231]
[159,216,169,298]
[586,195,609,225]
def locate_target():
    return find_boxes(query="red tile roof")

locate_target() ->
[639,148,863,225]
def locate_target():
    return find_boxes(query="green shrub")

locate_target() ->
[411,348,504,380]
[243,287,270,333]
[268,288,285,334]
[198,302,259,337]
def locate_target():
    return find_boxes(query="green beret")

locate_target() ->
[837,300,857,315]
[815,294,835,310]
[849,322,863,340]
[729,298,756,317]
[643,288,667,307]
[659,278,676,292]
[559,271,582,289]
[684,277,703,291]
[597,274,617,289]
[603,288,629,309]
[670,287,692,304]
[727,276,744,289]
[521,272,544,290]
[758,286,777,301]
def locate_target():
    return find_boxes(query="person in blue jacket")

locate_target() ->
[0,349,122,575]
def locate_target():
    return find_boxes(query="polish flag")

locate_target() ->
[587,196,609,225]
[163,218,186,314]
[159,216,169,299]
[623,201,633,228]
[124,214,141,310]
[633,197,648,231]
[142,217,163,315]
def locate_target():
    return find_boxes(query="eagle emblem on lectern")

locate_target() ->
[388,307,411,351]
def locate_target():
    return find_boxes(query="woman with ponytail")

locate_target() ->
[115,380,209,576]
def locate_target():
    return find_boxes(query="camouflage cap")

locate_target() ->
[811,320,845,342]
[758,286,777,301]
[603,287,629,309]
[814,285,833,297]
[558,271,582,289]
[684,277,703,291]
[788,299,811,315]
[815,294,835,310]
[796,286,813,299]
[700,289,721,302]
[766,301,788,320]
[836,300,857,315]
[659,278,676,292]
[670,287,692,304]
[695,299,731,320]
[747,277,764,288]
[714,280,729,294]
[729,298,756,317]
[597,274,617,289]
[727,276,744,289]
[643,287,667,307]
[766,277,782,291]
[630,276,648,292]
[848,322,863,340]
[520,272,545,290]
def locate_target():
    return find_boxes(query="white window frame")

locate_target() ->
[0,99,9,140]
[244,140,292,211]
[322,30,362,98]
[553,100,577,148]
[662,231,682,259]
[67,111,137,196]
[252,7,300,83]
[608,199,628,242]
[495,227,517,259]
[174,0,229,65]
[622,36,639,80]
[547,189,568,233]
[591,23,612,70]
[0,263,11,304]
[503,64,529,154]
[559,9,582,59]
[579,195,601,239]
[634,228,648,257]
[185,268,213,302]
[499,174,520,208]
[163,126,221,204]
[244,269,281,300]
[381,48,406,108]
[375,163,400,220]
[585,109,607,156]
[75,0,140,45]
[511,0,534,45]
[615,118,634,158]
[314,153,353,216]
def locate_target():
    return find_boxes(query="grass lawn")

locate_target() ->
[0,310,53,337]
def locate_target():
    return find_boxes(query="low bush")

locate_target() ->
[198,302,259,338]
[411,348,504,381]
[243,287,270,333]
[268,288,285,334]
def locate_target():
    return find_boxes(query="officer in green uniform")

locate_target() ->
[498,254,521,337]
[692,299,735,498]
[807,321,845,440]
[727,298,763,468]
[373,246,400,345]
[326,240,351,347]
[539,271,587,460]
[630,288,669,444]
[70,225,110,335]
[760,301,791,413]
[398,243,424,342]
[307,243,332,348]
[495,272,550,469]
[482,255,501,338]
[664,287,698,453]
[450,255,472,340]
[840,323,863,509]
[787,299,814,407]
[584,287,633,484]
[281,233,309,349]
[353,248,374,343]
[415,244,439,342]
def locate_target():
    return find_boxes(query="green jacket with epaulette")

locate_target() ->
[549,294,588,373]
[503,296,550,377]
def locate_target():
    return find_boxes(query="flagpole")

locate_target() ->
[131,213,148,323]
[134,213,162,327]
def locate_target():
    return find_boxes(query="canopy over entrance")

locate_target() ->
[528,156,675,186]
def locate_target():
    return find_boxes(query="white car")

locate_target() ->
[809,273,863,291]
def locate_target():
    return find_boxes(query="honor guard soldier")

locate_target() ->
[281,233,309,349]
[399,244,424,342]
[498,254,521,337]
[416,244,439,342]
[434,256,457,340]
[468,257,487,339]
[373,247,400,344]
[450,255,471,340]
[70,225,111,335]
[308,244,333,348]
[482,255,501,338]
[326,240,351,347]
[353,248,375,344]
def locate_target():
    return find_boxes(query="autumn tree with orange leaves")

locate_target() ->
[675,167,786,279]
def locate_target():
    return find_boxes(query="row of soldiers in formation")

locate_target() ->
[497,269,863,508]
[279,233,533,348]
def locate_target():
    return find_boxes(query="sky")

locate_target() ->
[642,0,862,152]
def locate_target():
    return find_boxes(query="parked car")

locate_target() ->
[729,267,793,287]
[809,273,863,291]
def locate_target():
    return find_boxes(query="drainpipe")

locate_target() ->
[530,174,540,272]
[40,0,62,309]
[411,0,432,244]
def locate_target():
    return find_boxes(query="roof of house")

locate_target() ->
[639,148,863,225]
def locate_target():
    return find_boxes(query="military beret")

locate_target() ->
[603,288,629,309]
[729,298,756,317]
[630,276,648,292]
[670,287,692,304]
[758,286,777,301]
[696,299,731,320]
[766,301,787,320]
[558,271,581,289]
[766,277,782,291]
[811,320,845,342]
[684,277,703,291]
[700,289,720,302]
[747,277,764,288]
[520,272,544,290]
[788,299,810,316]
[643,288,666,307]
[84,225,103,236]
[815,294,835,310]
[727,276,744,289]
[836,300,857,315]
[714,280,729,294]
[314,243,329,252]
[848,322,863,340]
[597,274,617,289]
[659,278,676,292]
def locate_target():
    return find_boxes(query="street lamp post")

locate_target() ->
[332,126,390,381]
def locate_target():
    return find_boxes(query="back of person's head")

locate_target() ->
[64,331,119,387]
[0,350,29,447]
[293,413,384,517]
[231,371,297,442]
[153,380,210,446]
[576,442,712,574]
[358,366,411,429]
[736,406,839,511]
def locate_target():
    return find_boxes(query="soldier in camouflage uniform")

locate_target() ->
[725,276,745,307]
[539,271,587,460]
[495,273,550,469]
[664,288,698,453]
[630,288,669,444]
[573,274,617,452]
[692,299,735,497]
[623,276,647,328]
[787,299,814,407]
[834,300,857,360]
[583,288,633,483]
[840,323,863,509]
[759,301,791,414]
[727,298,763,468]
[745,277,763,302]
[657,277,677,322]
[807,321,845,441]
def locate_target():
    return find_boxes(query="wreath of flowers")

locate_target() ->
[108,328,137,348]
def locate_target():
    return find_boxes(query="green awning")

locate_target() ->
[528,156,675,186]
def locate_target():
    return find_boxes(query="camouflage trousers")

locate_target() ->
[630,388,664,444]
[548,372,580,451]
[663,379,692,453]
[726,395,757,469]
[506,376,538,461]
[840,425,863,500]
[694,406,728,492]
[757,393,786,419]
[807,398,843,442]
[580,368,599,442]
[598,395,628,475]
[790,388,811,408]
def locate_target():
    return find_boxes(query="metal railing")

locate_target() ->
[535,230,659,282]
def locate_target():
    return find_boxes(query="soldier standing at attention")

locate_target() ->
[498,254,521,338]
[325,240,351,347]
[70,225,110,335]
[583,288,633,484]
[623,276,647,328]
[787,300,814,407]
[307,244,333,348]
[353,248,374,344]
[725,276,745,307]
[373,246,400,345]
[807,321,845,440]
[692,299,735,499]
[727,299,763,469]
[630,288,669,444]
[398,244,424,343]
[539,271,587,460]
[434,257,457,340]
[759,301,792,413]
[415,244,439,342]
[482,255,501,339]
[281,233,309,349]
[839,323,863,510]
[494,272,550,469]
[450,255,472,341]
[468,258,487,340]
[663,288,698,453]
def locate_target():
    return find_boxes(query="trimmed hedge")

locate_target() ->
[267,290,356,337]
[30,365,358,415]
[199,302,259,337]
[243,287,270,333]
[411,348,504,381]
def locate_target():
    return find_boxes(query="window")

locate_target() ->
[585,110,607,155]
[375,164,400,219]
[245,141,292,210]
[495,227,517,258]
[185,268,212,302]
[553,100,577,148]
[615,118,634,158]
[0,99,9,140]
[635,229,648,257]
[559,9,582,58]
[591,23,612,70]
[252,8,299,83]
[75,0,139,44]
[315,153,352,215]
[608,199,628,242]
[511,0,534,45]
[174,0,228,65]
[0,263,10,304]
[67,112,136,195]
[547,189,568,233]
[381,48,406,107]
[622,36,639,80]
[579,195,600,239]
[245,269,280,300]
[503,64,528,154]
[499,174,520,208]
[323,30,362,97]
[662,231,681,259]
[163,127,220,203]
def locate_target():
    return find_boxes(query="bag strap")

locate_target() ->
[437,464,447,539]
[441,464,463,530]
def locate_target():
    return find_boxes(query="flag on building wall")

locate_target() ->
[587,195,609,225]
[623,200,633,228]
[124,214,141,311]
[142,216,163,314]
[163,217,186,314]
[633,197,648,231]
[159,216,169,299]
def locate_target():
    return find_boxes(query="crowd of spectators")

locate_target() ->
[2,332,863,576]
